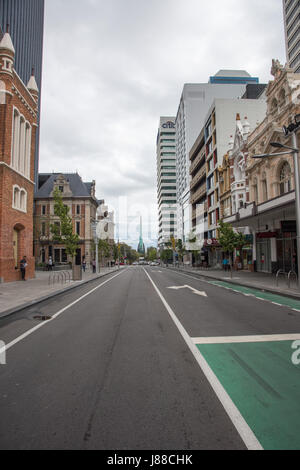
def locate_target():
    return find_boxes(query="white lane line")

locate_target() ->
[164,269,300,311]
[192,334,300,345]
[0,269,127,356]
[143,268,263,451]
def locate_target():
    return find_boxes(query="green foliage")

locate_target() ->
[176,239,186,261]
[161,249,173,262]
[218,220,247,254]
[50,188,80,259]
[146,246,157,262]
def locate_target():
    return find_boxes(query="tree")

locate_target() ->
[146,247,157,262]
[50,188,80,263]
[98,239,110,266]
[161,249,173,264]
[176,239,186,264]
[218,220,247,266]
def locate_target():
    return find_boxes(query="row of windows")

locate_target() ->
[41,221,82,237]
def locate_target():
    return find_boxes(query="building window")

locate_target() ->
[262,173,268,201]
[12,185,27,212]
[41,222,46,237]
[59,186,64,193]
[11,107,31,178]
[76,221,80,236]
[253,178,258,204]
[42,205,46,215]
[279,162,292,195]
[76,205,81,215]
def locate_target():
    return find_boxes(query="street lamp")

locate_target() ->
[252,119,300,289]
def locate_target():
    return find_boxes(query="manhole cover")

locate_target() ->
[33,315,52,321]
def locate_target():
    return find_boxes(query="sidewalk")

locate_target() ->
[0,267,120,319]
[167,265,300,299]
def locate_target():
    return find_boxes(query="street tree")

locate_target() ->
[50,188,80,265]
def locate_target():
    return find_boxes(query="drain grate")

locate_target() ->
[33,315,52,321]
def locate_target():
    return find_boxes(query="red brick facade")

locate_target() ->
[0,32,38,282]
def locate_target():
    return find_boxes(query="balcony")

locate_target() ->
[190,185,206,205]
[190,167,206,190]
[190,152,206,175]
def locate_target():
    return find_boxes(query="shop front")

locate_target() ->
[276,221,297,274]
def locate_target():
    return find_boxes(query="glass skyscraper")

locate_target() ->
[0,0,45,188]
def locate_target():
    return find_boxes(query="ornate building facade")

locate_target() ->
[34,173,99,268]
[0,30,38,282]
[225,60,300,273]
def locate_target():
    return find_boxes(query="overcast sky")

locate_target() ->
[39,0,286,248]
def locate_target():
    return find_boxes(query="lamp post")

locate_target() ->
[252,117,300,288]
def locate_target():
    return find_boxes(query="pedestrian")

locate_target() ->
[48,256,53,271]
[92,259,96,274]
[82,259,87,272]
[222,258,228,271]
[20,256,28,281]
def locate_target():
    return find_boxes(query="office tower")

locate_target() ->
[283,0,300,72]
[175,70,259,242]
[0,0,45,187]
[156,117,177,250]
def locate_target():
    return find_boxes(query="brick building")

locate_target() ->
[0,30,38,282]
[34,173,99,268]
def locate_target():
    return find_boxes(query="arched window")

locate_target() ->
[20,190,27,212]
[261,172,268,201]
[13,186,20,209]
[253,177,258,204]
[279,88,286,106]
[12,185,27,212]
[11,108,31,177]
[271,98,278,114]
[279,162,292,195]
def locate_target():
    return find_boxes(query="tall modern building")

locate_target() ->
[0,0,45,188]
[283,0,300,73]
[156,117,177,250]
[175,70,259,242]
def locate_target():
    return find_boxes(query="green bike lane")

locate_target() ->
[147,268,300,450]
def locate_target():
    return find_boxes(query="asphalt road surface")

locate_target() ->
[0,267,300,450]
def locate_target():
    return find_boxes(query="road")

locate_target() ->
[0,266,300,450]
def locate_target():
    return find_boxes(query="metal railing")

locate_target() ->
[48,271,72,286]
[275,269,298,289]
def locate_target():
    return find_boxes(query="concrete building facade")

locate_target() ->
[157,117,177,250]
[175,70,259,243]
[283,0,300,73]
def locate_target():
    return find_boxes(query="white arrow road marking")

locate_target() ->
[168,285,207,297]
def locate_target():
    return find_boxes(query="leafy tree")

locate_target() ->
[176,239,186,264]
[98,239,110,265]
[50,188,79,262]
[161,249,173,264]
[218,220,247,264]
[147,247,157,262]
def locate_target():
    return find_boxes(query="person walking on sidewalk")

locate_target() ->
[48,256,53,271]
[20,256,28,281]
[92,259,96,274]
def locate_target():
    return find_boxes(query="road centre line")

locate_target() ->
[143,268,263,451]
[192,334,300,345]
[0,269,127,356]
